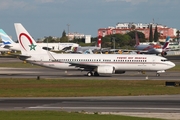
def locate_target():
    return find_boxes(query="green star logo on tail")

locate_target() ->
[29,43,37,50]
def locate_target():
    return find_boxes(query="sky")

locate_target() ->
[0,0,180,41]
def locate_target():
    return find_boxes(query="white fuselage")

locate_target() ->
[26,54,175,72]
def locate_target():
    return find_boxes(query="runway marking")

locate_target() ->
[28,106,180,111]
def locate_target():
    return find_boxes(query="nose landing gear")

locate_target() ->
[156,73,160,77]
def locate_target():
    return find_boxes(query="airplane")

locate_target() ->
[164,37,180,51]
[14,23,175,77]
[0,46,11,52]
[134,32,170,56]
[0,41,11,53]
[69,35,102,54]
[71,46,100,54]
[0,29,79,51]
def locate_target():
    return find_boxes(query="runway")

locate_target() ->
[0,67,180,80]
[1,95,180,112]
[0,96,180,119]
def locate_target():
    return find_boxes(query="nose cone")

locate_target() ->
[171,62,176,67]
[168,61,175,69]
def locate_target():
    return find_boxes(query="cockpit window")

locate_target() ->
[161,59,168,62]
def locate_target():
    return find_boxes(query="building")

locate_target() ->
[66,32,85,41]
[66,32,91,43]
[98,22,177,41]
[85,35,91,43]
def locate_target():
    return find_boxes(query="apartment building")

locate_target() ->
[98,23,177,41]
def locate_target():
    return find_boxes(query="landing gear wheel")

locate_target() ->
[156,73,160,77]
[94,72,99,76]
[87,72,93,77]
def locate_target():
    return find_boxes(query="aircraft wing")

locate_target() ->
[47,51,97,71]
[135,50,149,53]
[68,62,97,71]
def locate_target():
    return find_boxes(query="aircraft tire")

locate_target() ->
[94,71,99,76]
[87,72,93,77]
[156,73,160,77]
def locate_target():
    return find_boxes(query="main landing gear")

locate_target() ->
[87,71,99,77]
[156,73,160,77]
[87,71,93,77]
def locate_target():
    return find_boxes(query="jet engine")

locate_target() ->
[97,65,115,74]
[161,51,167,57]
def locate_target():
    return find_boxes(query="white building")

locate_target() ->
[85,35,91,43]
[67,32,85,40]
[116,22,169,29]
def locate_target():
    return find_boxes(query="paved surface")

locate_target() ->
[0,67,180,80]
[0,96,180,119]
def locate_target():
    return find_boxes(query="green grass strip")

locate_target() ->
[0,78,180,97]
[0,62,41,68]
[0,111,162,120]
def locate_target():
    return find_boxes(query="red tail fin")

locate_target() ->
[97,35,102,48]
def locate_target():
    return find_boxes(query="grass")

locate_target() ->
[0,111,162,120]
[169,64,180,71]
[0,62,41,68]
[0,78,180,97]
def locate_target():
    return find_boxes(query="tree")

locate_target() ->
[176,30,180,41]
[131,24,136,30]
[154,25,159,42]
[126,30,146,42]
[60,36,68,42]
[43,36,56,43]
[62,30,66,37]
[149,24,153,42]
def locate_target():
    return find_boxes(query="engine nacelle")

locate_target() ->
[161,52,167,57]
[115,70,126,74]
[97,65,115,74]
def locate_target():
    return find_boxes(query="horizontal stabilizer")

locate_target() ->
[8,53,31,61]
[18,54,31,61]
